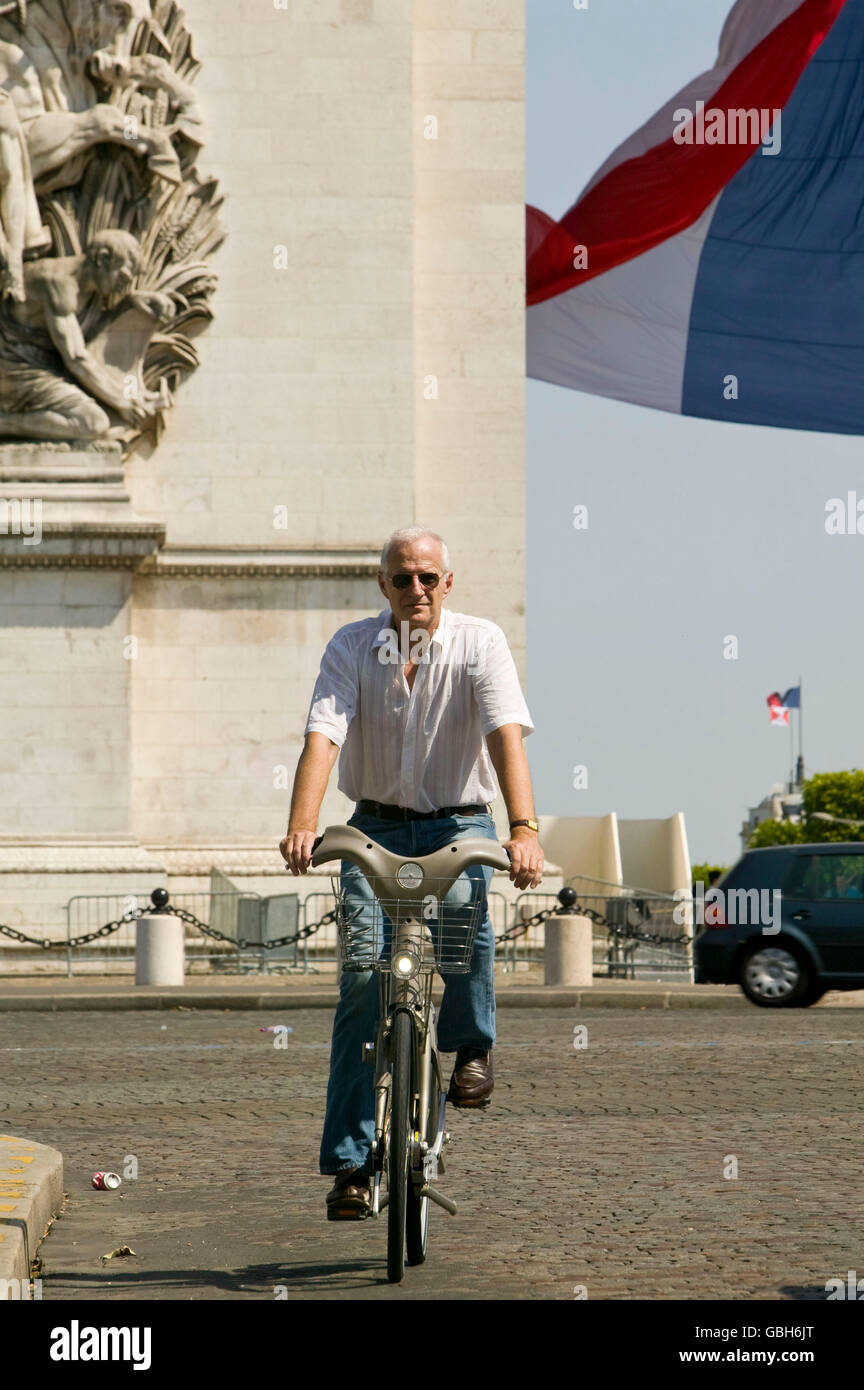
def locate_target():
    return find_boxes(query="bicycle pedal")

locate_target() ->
[327,1204,372,1222]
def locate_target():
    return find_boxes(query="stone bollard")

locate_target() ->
[136,911,185,987]
[544,914,593,987]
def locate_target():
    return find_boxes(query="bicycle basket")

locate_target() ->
[332,872,486,974]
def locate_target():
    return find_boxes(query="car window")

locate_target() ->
[783,854,864,900]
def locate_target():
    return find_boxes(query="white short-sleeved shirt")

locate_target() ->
[304,607,534,812]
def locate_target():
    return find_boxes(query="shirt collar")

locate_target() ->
[371,607,450,660]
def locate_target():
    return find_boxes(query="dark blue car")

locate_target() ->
[694,842,864,1006]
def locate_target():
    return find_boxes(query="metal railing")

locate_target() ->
[503,878,692,979]
[64,890,264,976]
[1,878,691,980]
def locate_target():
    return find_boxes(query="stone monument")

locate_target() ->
[0,0,527,955]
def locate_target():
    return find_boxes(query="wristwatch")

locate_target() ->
[510,819,539,832]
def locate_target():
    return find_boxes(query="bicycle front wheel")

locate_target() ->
[406,1170,429,1265]
[387,1009,412,1283]
[406,1036,435,1265]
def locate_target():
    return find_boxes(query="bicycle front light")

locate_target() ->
[392,949,420,979]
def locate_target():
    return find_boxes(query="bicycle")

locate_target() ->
[311,823,510,1284]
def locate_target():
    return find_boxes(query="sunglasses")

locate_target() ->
[389,571,441,590]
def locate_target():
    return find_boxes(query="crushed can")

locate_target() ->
[91,1171,122,1190]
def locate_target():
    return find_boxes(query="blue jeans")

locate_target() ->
[319,811,498,1175]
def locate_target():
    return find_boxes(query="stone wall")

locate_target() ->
[413,0,526,665]
[0,570,132,837]
[130,567,373,843]
[125,0,415,551]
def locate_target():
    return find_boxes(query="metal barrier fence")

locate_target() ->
[65,890,265,976]
[0,878,691,978]
[504,879,691,979]
[57,885,516,976]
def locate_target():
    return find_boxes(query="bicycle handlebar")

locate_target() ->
[308,823,511,902]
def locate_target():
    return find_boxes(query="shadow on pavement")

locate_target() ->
[778,1284,831,1300]
[45,1259,392,1297]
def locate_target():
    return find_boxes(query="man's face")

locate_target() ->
[378,539,453,634]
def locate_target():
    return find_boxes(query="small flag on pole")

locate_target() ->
[767,692,790,726]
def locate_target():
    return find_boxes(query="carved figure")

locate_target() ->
[0,1,222,452]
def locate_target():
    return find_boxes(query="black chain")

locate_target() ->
[1,894,687,955]
[163,904,338,950]
[495,903,563,944]
[0,903,339,952]
[0,907,142,951]
[496,899,690,949]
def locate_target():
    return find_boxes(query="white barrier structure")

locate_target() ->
[135,915,185,987]
[544,914,593,986]
[538,812,691,898]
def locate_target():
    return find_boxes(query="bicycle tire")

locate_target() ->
[387,1010,412,1283]
[407,1010,441,1265]
[406,1164,429,1265]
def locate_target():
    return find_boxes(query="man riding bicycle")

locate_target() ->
[279,526,544,1219]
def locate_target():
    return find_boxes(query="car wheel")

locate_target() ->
[738,943,814,1008]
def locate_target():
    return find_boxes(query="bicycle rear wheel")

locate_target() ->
[387,1009,412,1283]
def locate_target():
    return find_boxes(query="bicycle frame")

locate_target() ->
[368,973,445,1216]
[311,824,510,1264]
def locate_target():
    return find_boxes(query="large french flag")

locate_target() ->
[526,0,864,433]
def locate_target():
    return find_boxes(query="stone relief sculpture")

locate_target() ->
[0,0,223,454]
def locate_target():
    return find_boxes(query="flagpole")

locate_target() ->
[798,674,804,783]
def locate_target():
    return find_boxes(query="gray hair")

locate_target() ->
[379,526,451,574]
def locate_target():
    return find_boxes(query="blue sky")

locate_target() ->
[526,0,864,866]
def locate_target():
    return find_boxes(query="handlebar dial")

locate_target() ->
[395,861,424,890]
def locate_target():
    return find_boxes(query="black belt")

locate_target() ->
[355,799,489,822]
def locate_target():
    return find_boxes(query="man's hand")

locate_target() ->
[502,828,544,890]
[279,829,318,876]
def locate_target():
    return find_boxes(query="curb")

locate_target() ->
[491,989,749,1009]
[0,987,748,1011]
[0,1135,63,1288]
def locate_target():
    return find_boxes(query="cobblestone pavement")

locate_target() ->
[3,1005,863,1301]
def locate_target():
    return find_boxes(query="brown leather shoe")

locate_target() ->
[325,1168,372,1220]
[447,1046,493,1108]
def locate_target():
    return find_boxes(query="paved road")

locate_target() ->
[4,1005,863,1300]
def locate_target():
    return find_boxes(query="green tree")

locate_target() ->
[747,818,806,849]
[803,771,864,838]
[746,770,864,848]
[690,862,730,888]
